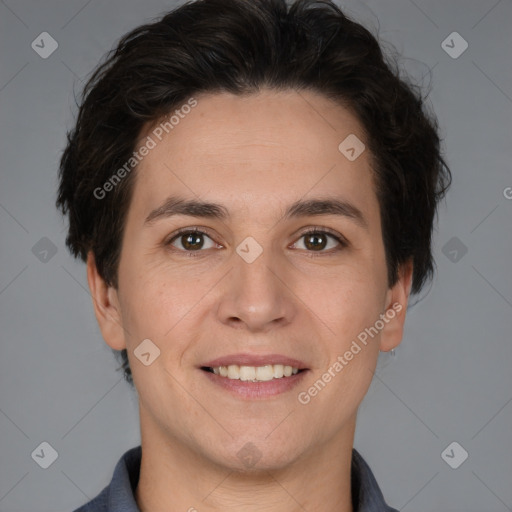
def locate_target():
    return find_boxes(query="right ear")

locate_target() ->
[86,251,127,351]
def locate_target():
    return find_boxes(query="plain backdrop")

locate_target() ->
[0,0,511,511]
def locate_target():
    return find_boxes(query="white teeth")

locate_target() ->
[273,364,284,378]
[255,365,274,381]
[227,365,239,379]
[210,364,301,381]
[239,366,256,381]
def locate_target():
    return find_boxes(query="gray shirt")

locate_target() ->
[73,446,398,512]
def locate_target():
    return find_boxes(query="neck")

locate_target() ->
[135,410,356,512]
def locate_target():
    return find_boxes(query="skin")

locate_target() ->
[87,88,413,512]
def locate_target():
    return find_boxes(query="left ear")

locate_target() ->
[379,259,414,352]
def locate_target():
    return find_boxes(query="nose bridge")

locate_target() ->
[217,237,294,330]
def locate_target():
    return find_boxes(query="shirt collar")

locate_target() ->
[81,445,397,512]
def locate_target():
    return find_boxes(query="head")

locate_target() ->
[56,0,450,470]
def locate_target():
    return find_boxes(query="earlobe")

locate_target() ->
[86,251,127,351]
[379,260,414,352]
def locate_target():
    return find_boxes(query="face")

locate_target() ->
[88,88,412,472]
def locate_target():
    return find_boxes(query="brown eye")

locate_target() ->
[292,229,346,253]
[167,230,216,252]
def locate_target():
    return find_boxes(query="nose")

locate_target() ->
[215,243,297,333]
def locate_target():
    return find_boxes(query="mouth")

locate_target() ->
[201,364,305,382]
[199,355,309,399]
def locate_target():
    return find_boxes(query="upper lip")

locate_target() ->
[202,353,308,369]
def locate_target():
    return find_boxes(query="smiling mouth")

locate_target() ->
[201,364,305,382]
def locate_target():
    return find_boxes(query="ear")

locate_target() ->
[379,259,414,352]
[86,251,127,351]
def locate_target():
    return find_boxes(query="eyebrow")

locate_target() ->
[144,195,368,230]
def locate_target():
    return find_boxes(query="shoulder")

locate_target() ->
[72,488,109,512]
[352,448,399,512]
[71,446,142,512]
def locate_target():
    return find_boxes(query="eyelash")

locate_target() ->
[164,226,348,257]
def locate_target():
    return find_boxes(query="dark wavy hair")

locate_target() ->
[56,0,451,386]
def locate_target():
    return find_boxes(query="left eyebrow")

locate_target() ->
[144,194,368,230]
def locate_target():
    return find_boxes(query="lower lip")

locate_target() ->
[200,369,308,399]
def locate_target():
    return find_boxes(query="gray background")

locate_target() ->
[0,0,511,511]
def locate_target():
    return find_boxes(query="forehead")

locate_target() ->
[129,88,378,227]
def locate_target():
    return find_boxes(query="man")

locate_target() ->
[56,0,451,510]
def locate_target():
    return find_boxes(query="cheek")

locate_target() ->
[305,270,386,347]
[118,262,195,347]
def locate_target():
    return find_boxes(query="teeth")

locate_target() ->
[210,364,301,381]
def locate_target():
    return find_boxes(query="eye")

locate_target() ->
[164,227,347,256]
[291,229,347,254]
[165,229,219,253]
